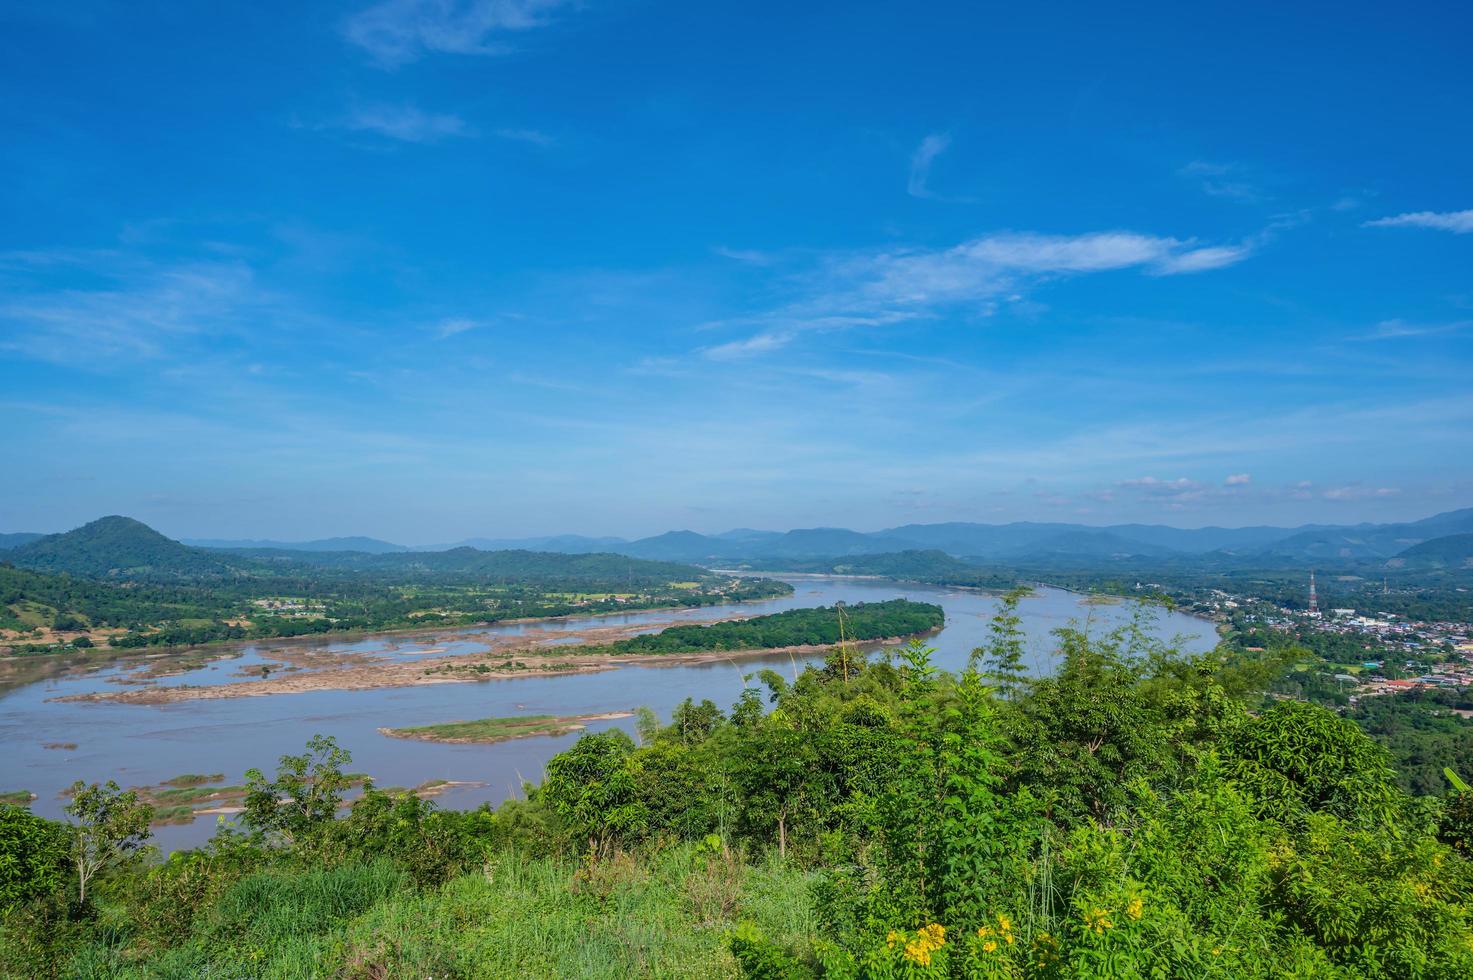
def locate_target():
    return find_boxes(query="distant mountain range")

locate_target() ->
[551,508,1473,566]
[183,536,409,554]
[0,517,710,586]
[6,506,1473,572]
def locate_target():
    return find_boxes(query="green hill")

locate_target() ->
[7,516,247,581]
[1395,533,1473,569]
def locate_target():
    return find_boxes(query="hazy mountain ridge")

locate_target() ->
[1392,533,1473,570]
[10,506,1473,572]
[186,536,409,554]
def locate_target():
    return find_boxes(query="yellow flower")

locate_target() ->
[977,925,993,938]
[921,923,946,944]
[903,941,932,966]
[1084,907,1114,935]
[1126,896,1143,920]
[982,940,998,953]
[887,930,903,949]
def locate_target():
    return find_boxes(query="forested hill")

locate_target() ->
[605,598,943,653]
[229,546,714,586]
[6,517,246,581]
[1395,533,1473,569]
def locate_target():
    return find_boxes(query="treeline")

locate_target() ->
[604,599,943,653]
[3,553,792,653]
[10,595,1473,976]
[0,565,230,633]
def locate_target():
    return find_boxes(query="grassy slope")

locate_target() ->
[92,847,812,979]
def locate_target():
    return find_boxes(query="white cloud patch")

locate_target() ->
[343,104,469,142]
[343,0,572,67]
[907,132,951,198]
[1225,473,1252,486]
[1322,484,1401,501]
[1364,209,1473,234]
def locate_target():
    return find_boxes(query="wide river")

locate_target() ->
[0,576,1218,851]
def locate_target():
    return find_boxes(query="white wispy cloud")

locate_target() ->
[434,317,483,338]
[343,103,469,142]
[1117,476,1206,496]
[907,132,951,198]
[1357,318,1472,341]
[1363,208,1473,233]
[696,229,1255,359]
[0,259,264,363]
[343,0,572,67]
[855,231,1250,306]
[1178,160,1261,202]
[713,246,774,265]
[1225,473,1252,486]
[493,127,554,146]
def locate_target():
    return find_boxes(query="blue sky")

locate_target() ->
[2,0,1471,542]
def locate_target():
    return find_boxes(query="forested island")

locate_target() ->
[599,599,943,654]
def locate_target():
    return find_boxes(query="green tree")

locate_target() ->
[64,780,152,907]
[242,734,353,847]
[972,587,1032,695]
[0,805,71,910]
[541,729,645,855]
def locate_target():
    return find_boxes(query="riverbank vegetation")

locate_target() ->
[7,594,1473,977]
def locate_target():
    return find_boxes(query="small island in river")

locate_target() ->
[379,711,634,745]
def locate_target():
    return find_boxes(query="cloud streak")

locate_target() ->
[1364,208,1473,233]
[343,103,469,142]
[907,132,951,198]
[696,229,1256,359]
[343,0,573,67]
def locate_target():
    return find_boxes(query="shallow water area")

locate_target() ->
[0,576,1218,850]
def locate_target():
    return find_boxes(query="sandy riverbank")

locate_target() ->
[48,626,932,706]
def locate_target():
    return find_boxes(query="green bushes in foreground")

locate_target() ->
[7,595,1473,977]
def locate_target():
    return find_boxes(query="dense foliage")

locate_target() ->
[604,600,944,653]
[7,595,1473,977]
